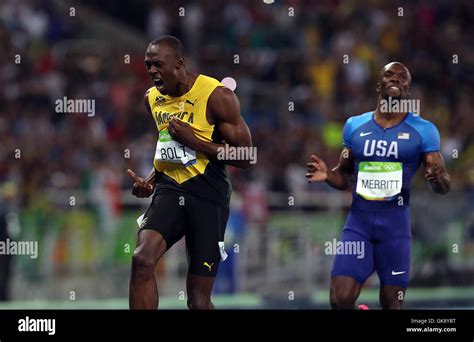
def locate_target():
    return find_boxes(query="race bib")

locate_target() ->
[154,129,197,166]
[356,161,402,201]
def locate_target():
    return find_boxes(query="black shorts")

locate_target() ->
[138,190,229,277]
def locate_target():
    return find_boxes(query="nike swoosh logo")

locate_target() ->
[360,132,373,137]
[391,271,406,275]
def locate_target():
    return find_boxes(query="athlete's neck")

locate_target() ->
[374,97,408,128]
[374,110,408,129]
[169,72,198,97]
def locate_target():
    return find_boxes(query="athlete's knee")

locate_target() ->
[330,287,357,309]
[380,286,405,310]
[380,294,404,310]
[131,251,156,280]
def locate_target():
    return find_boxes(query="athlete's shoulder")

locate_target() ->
[404,112,439,135]
[345,111,373,130]
[204,75,237,104]
[343,112,372,147]
[347,111,372,123]
[196,74,223,87]
[405,112,440,152]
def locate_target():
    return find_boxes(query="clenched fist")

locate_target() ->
[127,169,154,198]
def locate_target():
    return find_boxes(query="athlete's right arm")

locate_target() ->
[306,147,354,190]
[142,92,156,185]
[124,92,156,198]
[171,86,253,169]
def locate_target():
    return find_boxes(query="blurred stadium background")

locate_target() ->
[0,0,473,309]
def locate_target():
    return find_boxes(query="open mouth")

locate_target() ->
[153,78,164,88]
[387,84,401,91]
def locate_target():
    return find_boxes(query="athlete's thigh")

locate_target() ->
[134,229,167,264]
[374,208,411,288]
[331,227,375,284]
[184,196,229,277]
[138,191,187,250]
[374,236,410,288]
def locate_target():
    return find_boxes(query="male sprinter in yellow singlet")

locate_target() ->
[128,36,253,309]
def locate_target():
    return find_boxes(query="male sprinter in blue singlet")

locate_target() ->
[306,62,450,309]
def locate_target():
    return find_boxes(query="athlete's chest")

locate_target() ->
[351,122,422,162]
[151,95,206,129]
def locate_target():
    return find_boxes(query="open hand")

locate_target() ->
[306,155,328,182]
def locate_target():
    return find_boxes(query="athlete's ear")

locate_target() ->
[376,82,381,93]
[176,56,184,69]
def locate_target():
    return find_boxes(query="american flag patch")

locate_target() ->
[398,132,410,140]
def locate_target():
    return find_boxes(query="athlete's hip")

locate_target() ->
[344,205,411,239]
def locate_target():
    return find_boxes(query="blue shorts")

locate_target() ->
[331,206,411,288]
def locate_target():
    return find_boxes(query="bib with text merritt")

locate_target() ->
[154,129,197,166]
[356,161,402,201]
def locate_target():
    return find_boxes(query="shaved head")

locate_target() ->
[379,62,411,85]
[376,61,412,101]
[147,35,184,59]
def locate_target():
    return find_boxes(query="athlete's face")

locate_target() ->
[144,44,183,95]
[376,63,411,100]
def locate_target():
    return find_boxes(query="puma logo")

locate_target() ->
[203,262,214,271]
[185,99,196,106]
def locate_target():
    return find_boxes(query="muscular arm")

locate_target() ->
[127,91,156,198]
[423,152,450,194]
[143,92,156,183]
[326,148,355,190]
[169,86,253,168]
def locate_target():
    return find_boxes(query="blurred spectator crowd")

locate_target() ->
[0,0,473,208]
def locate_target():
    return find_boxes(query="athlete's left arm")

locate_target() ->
[168,86,253,168]
[423,152,450,194]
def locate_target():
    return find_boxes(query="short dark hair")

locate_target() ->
[148,35,184,57]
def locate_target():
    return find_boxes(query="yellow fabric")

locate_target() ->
[147,75,222,184]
